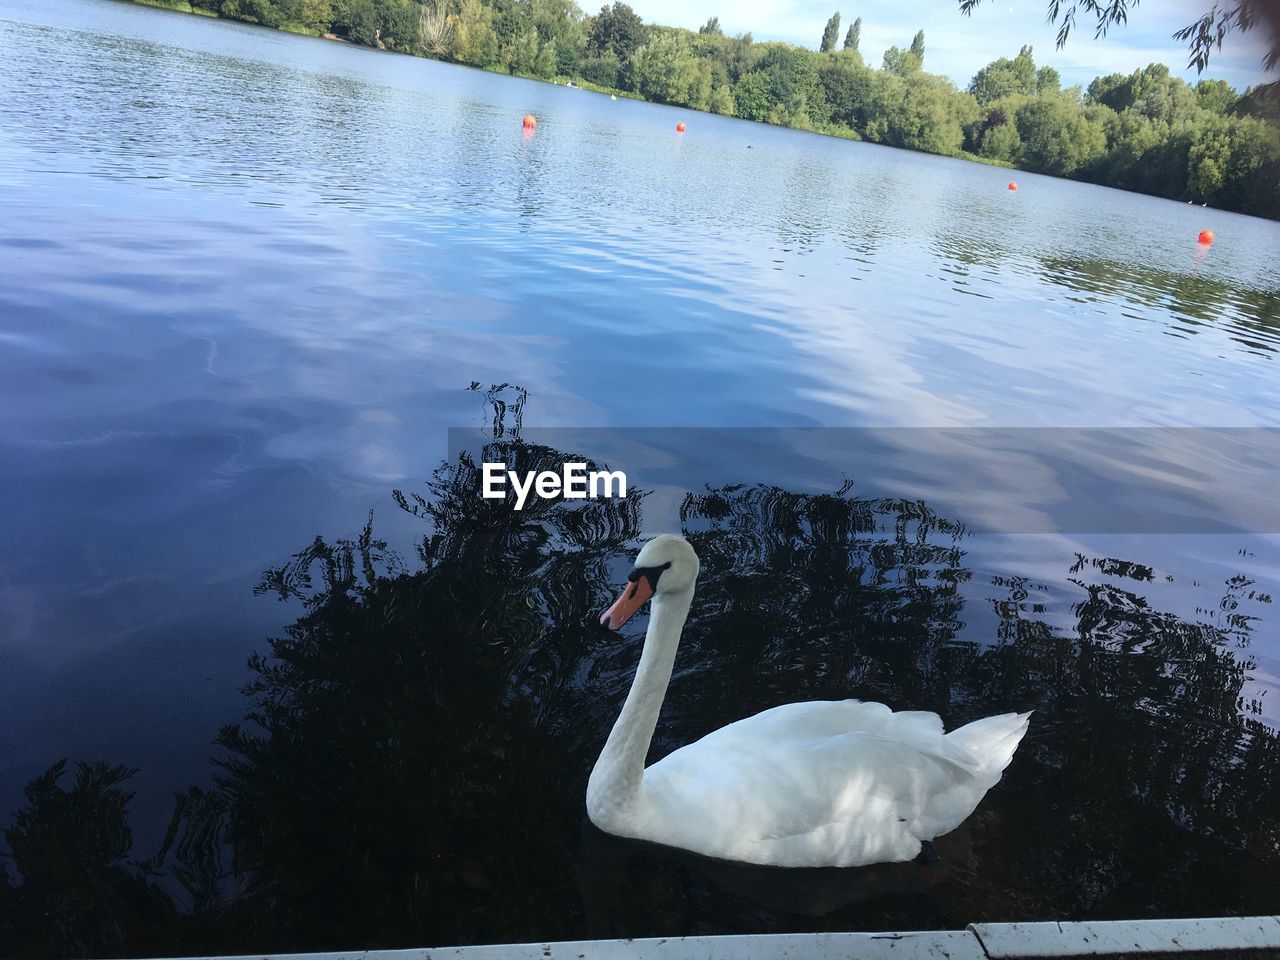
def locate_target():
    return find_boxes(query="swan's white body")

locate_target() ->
[588,535,1031,868]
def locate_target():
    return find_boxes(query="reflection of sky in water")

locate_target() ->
[0,0,1278,946]
[462,426,1280,727]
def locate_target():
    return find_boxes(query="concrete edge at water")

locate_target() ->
[140,915,1280,960]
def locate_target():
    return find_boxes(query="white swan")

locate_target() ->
[588,534,1031,868]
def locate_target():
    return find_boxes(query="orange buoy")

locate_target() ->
[522,114,537,130]
[676,121,686,133]
[1198,229,1214,245]
[1008,181,1017,191]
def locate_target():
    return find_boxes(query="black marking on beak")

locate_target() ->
[627,561,671,594]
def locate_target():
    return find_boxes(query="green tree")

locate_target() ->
[328,0,415,47]
[967,93,1030,157]
[1086,71,1134,111]
[698,16,722,35]
[969,64,1020,104]
[378,0,417,49]
[629,31,712,108]
[909,29,925,63]
[708,83,735,114]
[1124,63,1197,125]
[733,70,772,121]
[721,31,754,83]
[820,12,841,53]
[339,0,378,45]
[1194,77,1237,114]
[1014,95,1108,175]
[510,28,541,74]
[968,45,1044,103]
[754,43,823,125]
[1187,121,1230,200]
[1203,114,1280,209]
[1090,108,1162,189]
[1036,64,1060,94]
[299,0,333,31]
[220,0,287,28]
[979,111,1021,160]
[843,16,860,52]
[882,44,921,76]
[532,0,586,75]
[588,2,644,59]
[449,0,499,66]
[578,50,622,86]
[864,71,970,154]
[819,52,874,129]
[535,38,559,77]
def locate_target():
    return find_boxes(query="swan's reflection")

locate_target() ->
[577,816,941,932]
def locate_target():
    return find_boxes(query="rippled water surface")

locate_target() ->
[2,0,1280,954]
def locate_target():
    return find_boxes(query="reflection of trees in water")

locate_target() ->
[665,484,974,745]
[962,547,1278,922]
[924,233,1280,356]
[0,762,173,957]
[2,399,1277,956]
[1038,255,1280,355]
[204,432,646,953]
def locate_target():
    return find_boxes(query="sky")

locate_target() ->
[621,0,1275,93]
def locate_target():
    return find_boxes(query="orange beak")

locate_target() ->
[600,574,655,630]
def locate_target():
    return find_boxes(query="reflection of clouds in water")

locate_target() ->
[3,428,1278,954]
[3,1,1280,945]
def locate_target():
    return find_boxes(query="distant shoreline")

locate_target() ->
[113,0,1277,220]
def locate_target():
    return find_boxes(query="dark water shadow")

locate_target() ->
[2,385,1277,957]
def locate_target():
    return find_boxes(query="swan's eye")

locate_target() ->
[627,561,672,594]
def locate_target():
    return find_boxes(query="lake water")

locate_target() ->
[2,0,1280,955]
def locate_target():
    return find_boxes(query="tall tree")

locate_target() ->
[588,2,644,60]
[1195,77,1238,113]
[820,12,841,52]
[843,16,861,52]
[698,16,722,35]
[969,45,1039,102]
[910,28,925,63]
[882,43,922,75]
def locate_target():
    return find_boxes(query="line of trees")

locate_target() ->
[135,0,1280,218]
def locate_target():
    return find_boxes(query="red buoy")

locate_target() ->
[1198,229,1214,245]
[522,114,537,130]
[676,121,686,133]
[1008,181,1017,191]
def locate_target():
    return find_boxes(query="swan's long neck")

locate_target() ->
[588,589,693,816]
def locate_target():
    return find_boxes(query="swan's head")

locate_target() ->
[599,534,699,630]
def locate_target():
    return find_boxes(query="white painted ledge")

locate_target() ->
[148,916,1280,960]
[971,916,1280,957]
[150,933,984,960]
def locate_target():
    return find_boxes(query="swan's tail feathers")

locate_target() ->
[947,711,1032,778]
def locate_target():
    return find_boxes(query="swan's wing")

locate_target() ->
[641,719,981,866]
[677,699,892,745]
[671,700,981,773]
[645,727,972,865]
